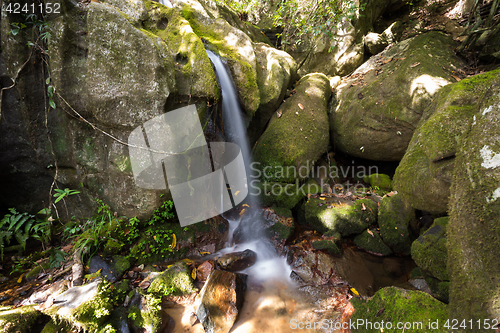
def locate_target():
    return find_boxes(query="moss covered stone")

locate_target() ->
[299,197,377,236]
[0,305,46,333]
[253,73,331,183]
[40,319,72,333]
[447,70,500,323]
[103,239,123,255]
[351,286,448,332]
[261,207,295,243]
[311,239,342,256]
[411,217,449,281]
[363,173,392,191]
[257,181,308,209]
[332,31,464,161]
[354,229,393,256]
[148,262,197,296]
[393,68,500,214]
[378,193,415,255]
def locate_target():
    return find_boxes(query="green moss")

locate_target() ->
[103,240,124,255]
[0,305,45,333]
[70,281,114,331]
[363,173,392,191]
[311,239,342,256]
[264,208,295,241]
[128,305,144,328]
[300,197,377,236]
[411,217,449,281]
[378,193,415,255]
[110,255,131,277]
[258,181,307,209]
[354,229,393,256]
[424,273,450,303]
[253,74,331,182]
[26,261,50,280]
[351,287,448,332]
[40,319,71,333]
[148,262,196,297]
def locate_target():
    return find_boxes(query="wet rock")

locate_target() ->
[378,193,415,255]
[299,197,377,236]
[89,255,131,283]
[194,270,247,333]
[362,173,392,191]
[287,245,338,285]
[216,249,257,272]
[261,207,295,248]
[411,217,449,281]
[351,287,448,331]
[354,229,393,256]
[197,260,215,282]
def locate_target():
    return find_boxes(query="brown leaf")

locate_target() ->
[410,62,420,68]
[451,75,461,81]
[277,110,282,118]
[139,280,151,289]
[358,93,364,99]
[362,202,367,211]
[298,103,304,109]
[367,229,375,237]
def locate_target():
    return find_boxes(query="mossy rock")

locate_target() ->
[411,217,449,281]
[378,193,415,255]
[262,207,295,242]
[393,68,500,214]
[363,173,392,191]
[0,305,47,333]
[40,319,72,333]
[354,229,393,256]
[351,287,448,332]
[26,261,50,281]
[332,31,464,161]
[447,70,500,322]
[103,239,124,255]
[180,2,260,115]
[424,273,450,303]
[253,73,331,183]
[311,239,342,256]
[148,262,197,296]
[299,197,377,236]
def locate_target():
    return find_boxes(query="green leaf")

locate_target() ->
[49,99,56,109]
[46,77,51,85]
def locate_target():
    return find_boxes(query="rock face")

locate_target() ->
[195,270,247,333]
[0,0,295,219]
[253,73,331,183]
[393,68,500,214]
[332,32,463,161]
[447,71,500,323]
[89,255,131,283]
[354,229,393,256]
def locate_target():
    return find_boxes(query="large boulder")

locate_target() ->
[351,287,448,332]
[447,71,500,323]
[393,68,500,214]
[253,73,331,183]
[331,31,463,161]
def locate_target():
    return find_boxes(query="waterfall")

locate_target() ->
[206,49,292,282]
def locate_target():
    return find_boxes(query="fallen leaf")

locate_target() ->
[362,202,367,211]
[451,75,461,81]
[410,62,420,68]
[277,110,282,118]
[170,233,177,250]
[350,287,360,296]
[242,204,249,208]
[320,197,326,200]
[298,103,304,109]
[376,307,385,317]
[234,190,240,196]
[428,53,433,57]
[358,93,364,99]
[367,229,374,237]
[139,280,151,289]
[199,251,211,255]
[17,273,25,284]
[191,268,197,280]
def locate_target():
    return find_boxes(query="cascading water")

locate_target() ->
[205,49,292,282]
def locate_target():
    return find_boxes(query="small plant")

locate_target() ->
[0,208,35,260]
[53,188,80,204]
